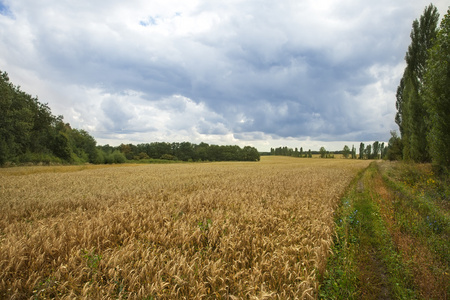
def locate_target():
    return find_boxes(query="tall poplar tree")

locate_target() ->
[359,142,365,159]
[396,4,439,162]
[423,9,450,172]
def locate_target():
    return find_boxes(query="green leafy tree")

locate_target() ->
[0,72,34,163]
[319,146,327,158]
[359,143,365,159]
[68,128,98,162]
[380,142,385,159]
[395,77,405,136]
[387,131,403,161]
[242,146,260,161]
[0,72,16,164]
[174,142,195,161]
[365,144,372,159]
[51,131,72,161]
[372,141,380,159]
[0,71,63,164]
[342,145,350,158]
[397,4,439,162]
[423,8,450,172]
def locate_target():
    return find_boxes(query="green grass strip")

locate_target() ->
[319,163,416,299]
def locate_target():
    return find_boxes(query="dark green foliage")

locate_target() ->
[395,77,405,136]
[320,146,327,158]
[423,9,450,173]
[380,142,386,159]
[241,146,260,161]
[112,150,126,164]
[116,142,260,162]
[69,128,98,162]
[372,141,380,159]
[51,131,72,161]
[343,145,350,158]
[359,143,365,159]
[0,70,259,165]
[395,4,450,172]
[0,71,33,163]
[386,131,403,161]
[0,71,62,164]
[271,146,295,156]
[160,153,177,161]
[0,70,109,165]
[365,144,372,160]
[396,4,439,163]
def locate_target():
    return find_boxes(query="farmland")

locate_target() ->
[0,157,370,299]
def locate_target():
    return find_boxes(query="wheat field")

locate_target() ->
[0,157,370,299]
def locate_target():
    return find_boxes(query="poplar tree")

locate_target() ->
[396,4,439,162]
[423,9,450,172]
[372,141,380,159]
[359,143,365,159]
[365,144,372,159]
[343,145,350,158]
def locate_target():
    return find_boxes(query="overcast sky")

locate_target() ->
[1,1,448,151]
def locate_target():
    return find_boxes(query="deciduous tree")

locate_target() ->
[396,4,439,162]
[343,145,350,158]
[423,9,450,172]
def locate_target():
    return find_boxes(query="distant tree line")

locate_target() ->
[107,142,260,162]
[269,146,313,157]
[356,141,388,160]
[393,5,450,173]
[268,142,388,160]
[0,71,259,165]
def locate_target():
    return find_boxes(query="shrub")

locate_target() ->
[112,150,126,164]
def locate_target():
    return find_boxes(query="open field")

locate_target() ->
[0,157,370,299]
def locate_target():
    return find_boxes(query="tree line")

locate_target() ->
[107,142,260,162]
[0,71,100,165]
[0,71,259,165]
[269,146,313,157]
[394,5,450,173]
[269,142,388,159]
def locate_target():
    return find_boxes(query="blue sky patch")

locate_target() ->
[139,16,157,27]
[0,2,12,17]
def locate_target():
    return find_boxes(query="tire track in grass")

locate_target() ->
[377,162,450,299]
[319,162,416,299]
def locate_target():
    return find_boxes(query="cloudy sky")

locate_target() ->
[1,1,448,151]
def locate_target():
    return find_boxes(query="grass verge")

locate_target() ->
[320,160,450,299]
[319,162,417,299]
[380,162,450,299]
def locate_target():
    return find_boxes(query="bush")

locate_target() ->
[18,152,63,165]
[112,151,126,164]
[91,149,105,164]
[160,154,177,161]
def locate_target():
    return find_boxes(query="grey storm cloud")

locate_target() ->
[1,0,448,150]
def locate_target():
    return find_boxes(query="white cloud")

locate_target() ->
[1,0,448,151]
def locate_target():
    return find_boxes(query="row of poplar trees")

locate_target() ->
[395,5,450,173]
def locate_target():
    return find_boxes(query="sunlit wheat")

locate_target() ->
[0,157,369,299]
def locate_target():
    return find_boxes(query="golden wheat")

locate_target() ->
[0,156,370,299]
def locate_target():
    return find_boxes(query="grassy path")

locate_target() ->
[319,161,449,299]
